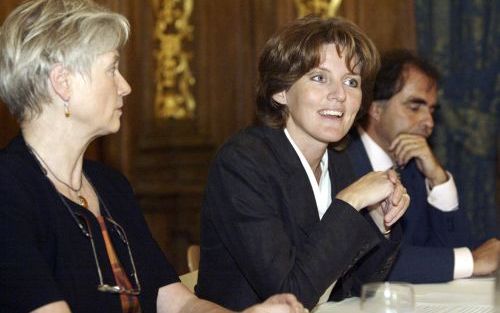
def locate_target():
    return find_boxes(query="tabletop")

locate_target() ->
[313,277,496,313]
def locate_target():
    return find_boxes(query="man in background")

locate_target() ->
[343,49,498,283]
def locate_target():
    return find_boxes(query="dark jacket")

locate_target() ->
[0,136,179,313]
[196,126,401,310]
[342,130,472,283]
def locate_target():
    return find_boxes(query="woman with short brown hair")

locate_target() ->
[197,16,409,311]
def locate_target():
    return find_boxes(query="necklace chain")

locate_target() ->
[27,144,88,208]
[27,144,83,193]
[26,142,141,294]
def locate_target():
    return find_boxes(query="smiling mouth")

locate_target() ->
[319,109,343,118]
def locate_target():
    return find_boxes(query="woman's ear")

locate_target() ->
[271,91,287,105]
[48,64,71,101]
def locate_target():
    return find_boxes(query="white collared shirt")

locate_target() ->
[358,127,459,211]
[284,129,332,219]
[357,127,473,279]
[284,129,334,304]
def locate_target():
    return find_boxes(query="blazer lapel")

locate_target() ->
[263,127,320,234]
[328,147,356,197]
[345,132,373,179]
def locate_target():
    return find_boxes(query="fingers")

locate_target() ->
[395,143,420,166]
[472,238,500,275]
[390,133,424,151]
[262,294,307,313]
[390,183,406,206]
[390,134,429,166]
[386,169,399,184]
[384,191,410,226]
[338,170,408,211]
[338,171,395,210]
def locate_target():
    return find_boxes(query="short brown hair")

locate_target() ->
[256,15,380,128]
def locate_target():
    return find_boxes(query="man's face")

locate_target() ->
[375,66,438,149]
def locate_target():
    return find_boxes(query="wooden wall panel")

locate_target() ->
[339,0,417,53]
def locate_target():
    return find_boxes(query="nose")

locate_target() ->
[327,80,346,102]
[421,109,434,135]
[117,71,132,96]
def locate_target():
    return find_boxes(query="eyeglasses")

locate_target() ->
[75,212,142,295]
[28,156,144,297]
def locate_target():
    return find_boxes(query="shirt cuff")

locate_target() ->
[453,247,474,279]
[425,171,459,212]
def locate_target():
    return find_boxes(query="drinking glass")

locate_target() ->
[360,282,415,313]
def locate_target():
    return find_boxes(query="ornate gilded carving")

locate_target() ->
[151,0,196,119]
[294,0,343,17]
[295,0,342,17]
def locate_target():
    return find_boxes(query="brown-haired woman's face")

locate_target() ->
[272,43,362,149]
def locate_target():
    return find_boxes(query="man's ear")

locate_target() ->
[368,100,385,122]
[271,91,287,105]
[48,64,71,101]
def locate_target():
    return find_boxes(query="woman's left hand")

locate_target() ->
[378,169,410,227]
[242,294,308,313]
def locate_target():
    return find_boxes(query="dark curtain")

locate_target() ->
[415,0,498,241]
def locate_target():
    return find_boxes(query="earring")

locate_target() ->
[64,102,70,118]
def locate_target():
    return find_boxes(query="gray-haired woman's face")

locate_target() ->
[66,50,131,136]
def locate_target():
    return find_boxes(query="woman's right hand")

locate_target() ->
[336,170,409,226]
[242,294,308,313]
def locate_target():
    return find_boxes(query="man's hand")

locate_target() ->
[472,238,500,276]
[389,133,447,187]
[243,294,308,313]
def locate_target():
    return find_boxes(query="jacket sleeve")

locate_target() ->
[386,164,474,284]
[387,244,455,283]
[387,204,469,283]
[426,205,473,248]
[0,164,64,313]
[330,211,403,301]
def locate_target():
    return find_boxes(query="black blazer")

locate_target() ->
[196,126,401,310]
[342,130,472,283]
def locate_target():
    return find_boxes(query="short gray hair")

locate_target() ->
[0,0,130,122]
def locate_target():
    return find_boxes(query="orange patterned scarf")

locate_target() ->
[97,216,141,313]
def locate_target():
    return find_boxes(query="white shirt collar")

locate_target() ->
[357,126,394,171]
[358,127,460,213]
[284,128,332,219]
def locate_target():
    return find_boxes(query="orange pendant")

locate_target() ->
[78,195,88,208]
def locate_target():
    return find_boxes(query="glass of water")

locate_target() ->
[360,282,415,313]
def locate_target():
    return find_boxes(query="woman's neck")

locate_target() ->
[301,145,325,178]
[285,130,327,183]
[21,120,90,188]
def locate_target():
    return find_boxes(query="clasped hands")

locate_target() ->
[337,169,410,229]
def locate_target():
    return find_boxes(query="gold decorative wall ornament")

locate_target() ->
[151,0,196,119]
[294,0,343,17]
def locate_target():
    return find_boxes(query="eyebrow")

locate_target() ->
[405,97,428,105]
[404,97,438,109]
[314,66,361,76]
